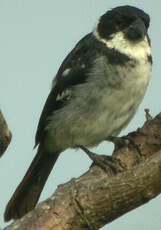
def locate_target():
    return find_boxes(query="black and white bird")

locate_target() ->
[4,5,152,221]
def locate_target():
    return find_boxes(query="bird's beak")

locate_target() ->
[125,18,147,40]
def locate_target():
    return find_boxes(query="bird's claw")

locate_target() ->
[78,145,123,173]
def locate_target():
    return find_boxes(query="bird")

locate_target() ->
[4,5,152,221]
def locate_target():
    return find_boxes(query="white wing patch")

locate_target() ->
[62,68,71,77]
[56,89,72,101]
[52,68,71,89]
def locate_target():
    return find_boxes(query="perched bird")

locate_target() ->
[4,5,152,221]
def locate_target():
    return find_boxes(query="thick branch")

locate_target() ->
[4,112,161,230]
[0,110,12,157]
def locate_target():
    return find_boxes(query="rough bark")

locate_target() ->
[0,110,12,157]
[4,111,161,230]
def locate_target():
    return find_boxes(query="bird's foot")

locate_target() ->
[78,145,123,173]
[107,135,141,156]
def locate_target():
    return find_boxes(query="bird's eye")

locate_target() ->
[123,16,135,25]
[116,15,135,29]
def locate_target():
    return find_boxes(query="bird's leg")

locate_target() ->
[78,145,123,173]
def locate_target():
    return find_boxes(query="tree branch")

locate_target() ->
[0,110,12,157]
[4,112,161,230]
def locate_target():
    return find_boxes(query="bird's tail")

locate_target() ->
[4,146,59,222]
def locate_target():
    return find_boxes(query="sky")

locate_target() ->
[0,0,161,229]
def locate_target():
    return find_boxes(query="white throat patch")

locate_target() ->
[94,29,151,60]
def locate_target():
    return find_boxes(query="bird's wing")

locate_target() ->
[35,33,99,146]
